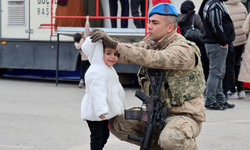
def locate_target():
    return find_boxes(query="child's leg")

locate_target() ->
[82,60,90,78]
[87,120,110,150]
[80,61,85,80]
[102,120,110,148]
[102,120,109,147]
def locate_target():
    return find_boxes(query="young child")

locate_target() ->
[74,16,90,88]
[80,37,126,150]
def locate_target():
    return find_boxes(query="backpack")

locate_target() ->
[184,14,203,45]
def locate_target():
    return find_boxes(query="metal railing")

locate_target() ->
[50,0,148,36]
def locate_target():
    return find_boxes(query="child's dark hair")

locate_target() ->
[74,33,82,43]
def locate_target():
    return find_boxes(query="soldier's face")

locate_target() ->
[147,14,173,42]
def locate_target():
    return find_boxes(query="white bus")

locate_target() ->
[4,0,247,83]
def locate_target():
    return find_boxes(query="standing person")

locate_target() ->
[131,0,147,28]
[225,0,248,99]
[80,37,126,150]
[74,16,91,88]
[178,1,203,36]
[82,0,104,27]
[177,0,209,81]
[109,0,129,28]
[55,0,85,31]
[90,3,206,149]
[238,13,250,85]
[202,0,235,110]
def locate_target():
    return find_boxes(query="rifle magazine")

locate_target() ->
[124,109,148,122]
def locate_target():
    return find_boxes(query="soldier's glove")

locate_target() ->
[90,29,118,50]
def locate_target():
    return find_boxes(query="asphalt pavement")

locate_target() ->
[0,77,250,150]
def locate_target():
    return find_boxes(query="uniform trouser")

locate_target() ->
[109,0,129,28]
[131,0,146,28]
[110,112,202,150]
[229,45,245,93]
[87,120,110,150]
[205,43,228,105]
[80,60,90,80]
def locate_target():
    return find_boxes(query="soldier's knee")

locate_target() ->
[109,116,120,136]
[158,128,185,150]
[158,117,199,150]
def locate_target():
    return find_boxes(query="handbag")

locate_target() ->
[184,15,203,44]
[58,0,67,6]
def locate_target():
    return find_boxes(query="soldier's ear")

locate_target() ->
[167,23,174,33]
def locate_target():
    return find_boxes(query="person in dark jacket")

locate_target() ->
[178,1,203,36]
[177,0,209,81]
[202,0,235,110]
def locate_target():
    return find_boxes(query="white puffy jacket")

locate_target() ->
[80,37,126,121]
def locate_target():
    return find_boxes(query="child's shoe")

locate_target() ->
[238,90,246,99]
[228,92,238,99]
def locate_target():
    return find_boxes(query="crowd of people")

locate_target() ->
[71,0,250,149]
[178,0,249,110]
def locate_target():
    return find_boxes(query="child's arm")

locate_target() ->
[84,16,90,38]
[80,31,84,36]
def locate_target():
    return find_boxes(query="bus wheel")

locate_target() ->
[0,69,7,77]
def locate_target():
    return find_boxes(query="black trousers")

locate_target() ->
[198,44,209,81]
[109,0,129,28]
[80,60,90,80]
[87,120,110,150]
[131,0,147,28]
[223,42,236,95]
[229,45,245,93]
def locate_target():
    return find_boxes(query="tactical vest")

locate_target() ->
[137,39,206,108]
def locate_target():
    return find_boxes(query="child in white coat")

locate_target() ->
[81,37,126,150]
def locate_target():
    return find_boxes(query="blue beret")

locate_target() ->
[148,3,178,18]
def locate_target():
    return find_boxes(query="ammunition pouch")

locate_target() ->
[137,40,206,108]
[125,107,168,130]
[125,108,148,122]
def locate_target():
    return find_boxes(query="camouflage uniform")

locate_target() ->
[110,29,206,150]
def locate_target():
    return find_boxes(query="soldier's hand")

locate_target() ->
[90,29,104,35]
[89,29,104,40]
[90,29,118,50]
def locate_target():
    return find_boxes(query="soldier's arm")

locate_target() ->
[117,41,146,64]
[116,42,195,71]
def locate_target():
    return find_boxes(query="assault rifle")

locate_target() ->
[125,68,168,150]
